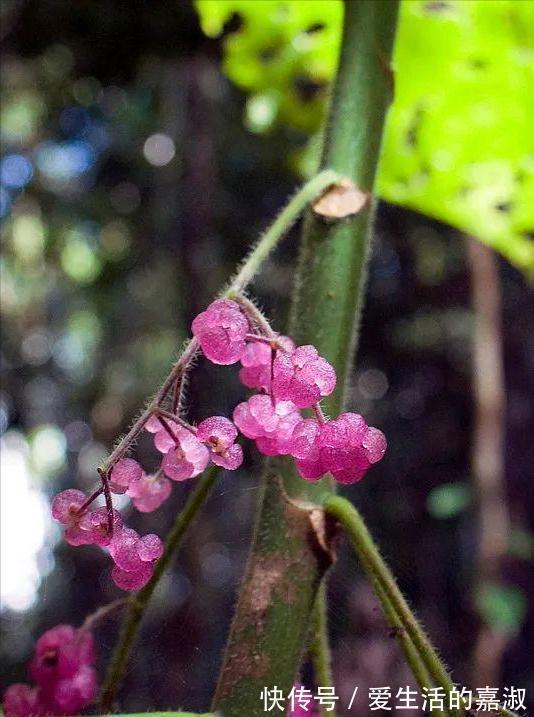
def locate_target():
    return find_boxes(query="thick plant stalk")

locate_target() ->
[213,3,399,715]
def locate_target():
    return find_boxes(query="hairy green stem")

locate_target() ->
[325,495,522,717]
[100,466,219,711]
[309,584,336,717]
[324,495,460,715]
[228,169,339,295]
[213,3,399,715]
[373,581,436,694]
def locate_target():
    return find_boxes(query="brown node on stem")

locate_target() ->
[214,477,339,703]
[312,177,370,220]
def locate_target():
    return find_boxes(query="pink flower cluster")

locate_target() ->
[51,298,386,595]
[52,485,162,591]
[193,299,386,484]
[3,625,97,717]
[51,413,243,591]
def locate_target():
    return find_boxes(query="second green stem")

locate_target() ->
[324,495,460,716]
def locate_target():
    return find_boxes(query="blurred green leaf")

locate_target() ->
[196,0,534,274]
[476,583,527,636]
[508,529,534,561]
[427,482,471,519]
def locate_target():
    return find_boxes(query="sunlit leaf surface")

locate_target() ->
[196,0,534,273]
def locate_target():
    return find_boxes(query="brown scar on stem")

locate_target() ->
[377,46,395,99]
[215,477,338,700]
[312,177,370,220]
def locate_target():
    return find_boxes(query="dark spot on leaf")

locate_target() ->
[470,58,489,70]
[406,106,424,149]
[221,12,243,37]
[306,22,326,34]
[424,1,452,11]
[420,164,431,178]
[521,231,534,241]
[259,46,279,63]
[294,75,324,102]
[495,202,512,213]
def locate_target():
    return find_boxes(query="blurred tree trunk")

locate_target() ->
[467,237,509,687]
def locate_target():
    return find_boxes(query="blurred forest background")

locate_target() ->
[1,1,533,715]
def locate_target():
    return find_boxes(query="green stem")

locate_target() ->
[228,169,339,295]
[324,495,459,716]
[100,466,219,712]
[373,581,436,694]
[213,3,399,715]
[309,584,336,717]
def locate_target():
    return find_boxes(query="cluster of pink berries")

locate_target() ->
[196,299,387,484]
[52,488,163,591]
[3,625,96,717]
[50,298,386,593]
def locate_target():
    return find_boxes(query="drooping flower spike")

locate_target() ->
[3,625,98,717]
[49,296,386,597]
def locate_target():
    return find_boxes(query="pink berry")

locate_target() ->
[161,428,209,481]
[110,458,143,492]
[52,490,94,547]
[273,345,336,408]
[290,412,385,485]
[78,507,123,546]
[286,419,320,461]
[111,562,153,591]
[3,684,42,717]
[233,395,301,456]
[197,416,243,470]
[211,442,244,470]
[29,625,93,683]
[109,528,163,591]
[63,524,94,547]
[53,666,97,714]
[239,336,295,392]
[238,341,272,390]
[137,534,164,561]
[191,299,248,364]
[109,528,143,572]
[145,416,183,454]
[3,624,97,717]
[127,472,172,512]
[51,490,86,525]
[362,426,387,463]
[197,416,237,446]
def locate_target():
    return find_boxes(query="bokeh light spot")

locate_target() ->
[143,133,175,166]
